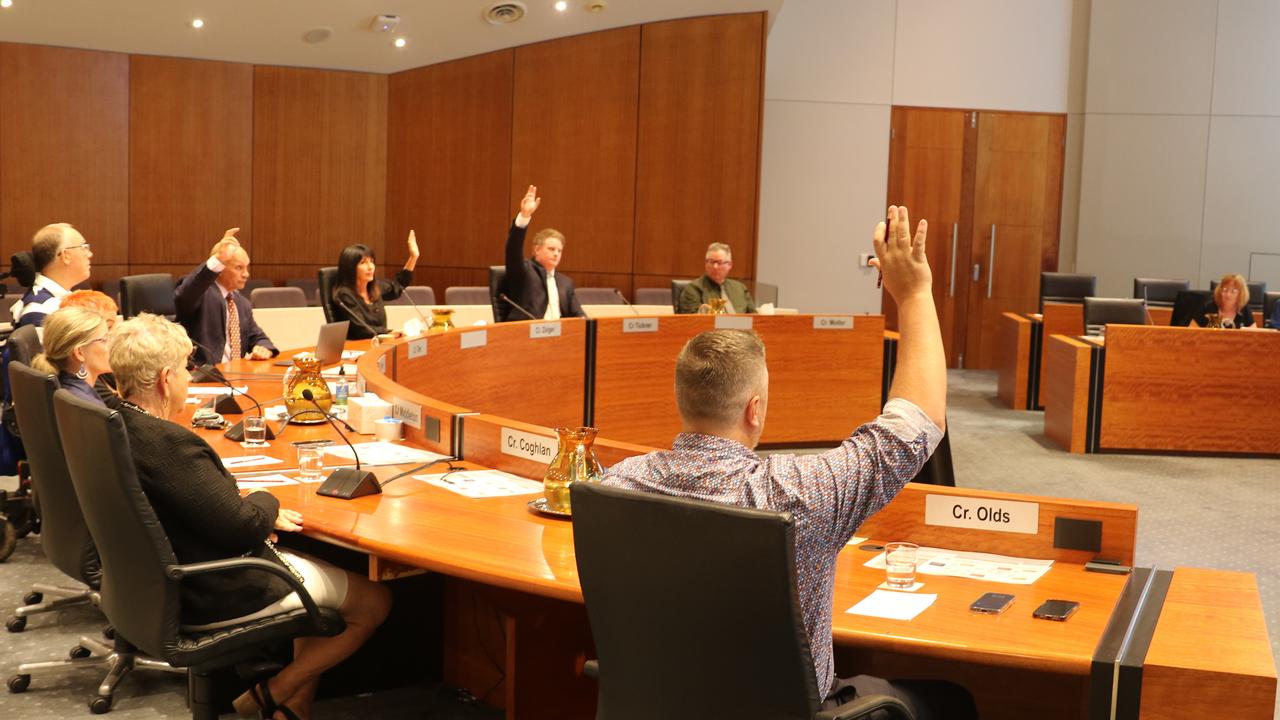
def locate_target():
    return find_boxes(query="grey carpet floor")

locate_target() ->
[1,369,1276,718]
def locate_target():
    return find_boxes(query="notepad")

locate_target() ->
[845,590,937,621]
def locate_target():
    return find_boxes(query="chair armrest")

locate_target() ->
[816,694,913,720]
[165,557,327,628]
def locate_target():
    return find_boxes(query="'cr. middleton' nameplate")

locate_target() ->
[501,427,557,463]
[924,495,1038,535]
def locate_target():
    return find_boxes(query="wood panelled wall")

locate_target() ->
[0,12,764,299]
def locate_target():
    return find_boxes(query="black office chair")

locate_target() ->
[52,391,345,716]
[1039,272,1096,312]
[99,279,121,305]
[1264,291,1280,329]
[1083,297,1147,336]
[571,483,913,720]
[317,266,339,323]
[1210,279,1267,310]
[910,421,954,486]
[1170,289,1213,327]
[671,279,693,313]
[488,265,508,321]
[118,274,176,320]
[1132,278,1189,307]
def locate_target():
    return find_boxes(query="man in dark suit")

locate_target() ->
[175,228,278,365]
[497,185,585,322]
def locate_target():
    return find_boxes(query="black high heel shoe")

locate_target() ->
[238,680,302,720]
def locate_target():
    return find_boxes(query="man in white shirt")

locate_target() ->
[12,223,93,328]
[497,185,585,322]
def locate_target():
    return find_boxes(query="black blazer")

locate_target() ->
[1193,299,1255,328]
[174,264,277,365]
[498,222,584,322]
[121,408,291,626]
[331,268,412,340]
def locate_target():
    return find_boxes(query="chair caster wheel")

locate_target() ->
[22,591,42,606]
[101,626,115,640]
[6,616,26,633]
[89,695,113,714]
[7,674,31,693]
[70,644,92,659]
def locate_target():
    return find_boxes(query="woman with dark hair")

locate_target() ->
[330,231,420,340]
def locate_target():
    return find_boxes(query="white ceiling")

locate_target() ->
[0,0,781,74]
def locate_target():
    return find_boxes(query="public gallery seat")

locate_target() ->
[1083,297,1147,336]
[1039,272,1096,313]
[1132,278,1189,307]
[571,482,913,720]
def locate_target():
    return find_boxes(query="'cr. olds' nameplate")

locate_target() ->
[714,316,753,330]
[391,397,422,429]
[501,427,557,463]
[530,322,561,338]
[924,495,1038,534]
[460,330,487,349]
[623,317,659,333]
[814,316,854,330]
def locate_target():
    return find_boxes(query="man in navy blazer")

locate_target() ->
[497,184,585,322]
[175,228,278,365]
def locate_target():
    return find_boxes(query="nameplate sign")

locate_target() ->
[714,316,753,330]
[406,338,427,359]
[623,318,659,333]
[814,316,854,330]
[391,397,422,429]
[924,495,1039,535]
[376,355,386,373]
[460,330,487,349]
[530,322,561,338]
[501,427,557,463]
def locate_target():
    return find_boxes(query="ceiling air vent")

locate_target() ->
[485,2,527,26]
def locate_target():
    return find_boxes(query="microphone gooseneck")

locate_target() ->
[301,389,361,471]
[499,293,537,321]
[614,288,641,316]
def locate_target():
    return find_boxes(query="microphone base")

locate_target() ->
[223,419,276,442]
[315,468,381,500]
[213,394,244,416]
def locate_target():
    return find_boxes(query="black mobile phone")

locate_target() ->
[970,592,1014,614]
[1033,599,1080,621]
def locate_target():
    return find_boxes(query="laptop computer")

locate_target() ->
[274,320,349,366]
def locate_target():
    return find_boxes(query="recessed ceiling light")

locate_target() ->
[1,0,15,8]
[554,1,567,11]
[190,18,205,29]
[393,37,407,49]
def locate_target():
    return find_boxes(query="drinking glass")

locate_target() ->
[243,416,267,446]
[884,542,919,589]
[296,445,324,481]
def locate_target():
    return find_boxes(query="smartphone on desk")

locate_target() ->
[970,592,1014,614]
[1033,599,1080,621]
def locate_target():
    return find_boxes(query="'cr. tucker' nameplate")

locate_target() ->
[501,427,557,463]
[924,495,1039,535]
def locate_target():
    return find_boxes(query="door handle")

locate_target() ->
[948,223,958,297]
[972,263,981,282]
[987,224,997,299]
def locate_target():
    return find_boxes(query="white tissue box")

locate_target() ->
[348,393,393,435]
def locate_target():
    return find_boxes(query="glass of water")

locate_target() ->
[243,416,267,446]
[884,542,919,589]
[296,445,324,481]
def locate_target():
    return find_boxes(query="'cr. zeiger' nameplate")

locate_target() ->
[623,318,658,333]
[814,316,854,330]
[501,427,557,463]
[924,495,1038,535]
[530,322,561,338]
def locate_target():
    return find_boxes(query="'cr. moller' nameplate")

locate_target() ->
[924,495,1038,535]
[714,316,753,330]
[814,316,854,330]
[501,427,557,463]
[530,322,561,338]
[460,330,487,349]
[623,317,659,333]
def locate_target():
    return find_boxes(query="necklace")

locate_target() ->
[118,399,153,417]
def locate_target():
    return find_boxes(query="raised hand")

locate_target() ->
[869,206,930,302]
[518,185,541,221]
[210,227,241,264]
[406,229,420,260]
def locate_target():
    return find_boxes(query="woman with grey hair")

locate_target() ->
[108,313,391,720]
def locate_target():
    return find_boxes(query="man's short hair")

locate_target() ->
[675,330,766,427]
[705,242,732,260]
[32,223,74,272]
[533,228,565,248]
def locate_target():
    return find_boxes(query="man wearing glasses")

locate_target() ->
[676,242,757,314]
[12,223,93,329]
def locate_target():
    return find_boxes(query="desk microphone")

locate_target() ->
[614,289,641,316]
[499,293,537,321]
[397,282,432,330]
[302,388,379,499]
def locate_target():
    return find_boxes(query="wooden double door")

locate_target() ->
[883,107,1065,369]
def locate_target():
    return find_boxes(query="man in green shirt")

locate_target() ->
[676,243,757,314]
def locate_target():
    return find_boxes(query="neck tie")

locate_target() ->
[720,286,737,314]
[545,274,561,320]
[226,293,241,362]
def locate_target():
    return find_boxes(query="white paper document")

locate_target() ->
[323,441,447,467]
[415,470,543,498]
[341,350,365,360]
[844,536,868,546]
[863,547,1053,585]
[221,455,282,470]
[188,385,248,397]
[845,590,937,621]
[236,473,298,489]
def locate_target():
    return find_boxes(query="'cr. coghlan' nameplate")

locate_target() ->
[501,427,557,463]
[530,322,561,338]
[814,316,854,330]
[924,495,1038,535]
[623,318,658,333]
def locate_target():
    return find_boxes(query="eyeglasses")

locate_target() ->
[79,335,108,349]
[61,243,91,254]
[705,259,732,267]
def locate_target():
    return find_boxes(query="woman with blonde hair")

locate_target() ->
[30,306,110,405]
[1195,273,1255,328]
[109,313,391,720]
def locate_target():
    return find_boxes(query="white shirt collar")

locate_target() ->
[33,274,71,297]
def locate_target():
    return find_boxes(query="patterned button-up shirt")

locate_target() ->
[602,398,943,697]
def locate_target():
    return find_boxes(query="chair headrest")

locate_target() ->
[9,251,37,288]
